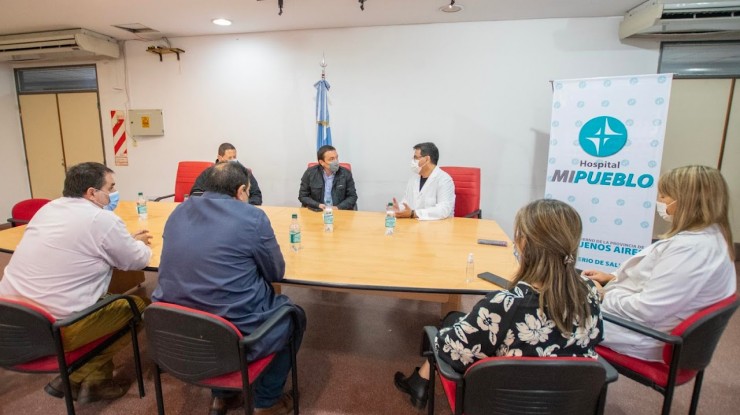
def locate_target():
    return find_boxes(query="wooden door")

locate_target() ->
[19,92,105,199]
[721,81,740,239]
[18,94,66,199]
[58,92,105,167]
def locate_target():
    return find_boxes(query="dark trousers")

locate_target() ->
[212,345,294,408]
[213,305,306,408]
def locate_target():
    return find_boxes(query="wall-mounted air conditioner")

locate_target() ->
[0,29,120,62]
[620,0,740,40]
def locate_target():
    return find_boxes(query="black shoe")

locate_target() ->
[394,367,429,409]
[44,376,81,400]
[209,394,244,415]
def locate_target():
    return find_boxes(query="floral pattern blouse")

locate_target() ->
[434,280,603,373]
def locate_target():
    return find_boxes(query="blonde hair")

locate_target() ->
[658,165,734,260]
[511,199,591,334]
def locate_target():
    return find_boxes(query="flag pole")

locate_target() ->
[320,53,327,80]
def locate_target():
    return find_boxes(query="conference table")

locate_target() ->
[0,201,518,315]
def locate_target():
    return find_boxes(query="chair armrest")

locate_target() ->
[7,218,29,226]
[602,312,681,345]
[598,356,619,384]
[240,305,301,351]
[153,194,174,202]
[54,295,142,328]
[423,325,463,383]
[464,209,482,219]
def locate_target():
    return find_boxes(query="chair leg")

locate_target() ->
[130,320,146,398]
[154,365,165,415]
[61,372,77,415]
[661,384,675,415]
[596,385,608,415]
[688,371,705,415]
[290,340,299,415]
[427,359,435,415]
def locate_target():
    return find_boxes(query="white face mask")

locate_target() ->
[656,200,676,223]
[410,158,427,175]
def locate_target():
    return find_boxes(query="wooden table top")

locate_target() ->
[0,201,518,294]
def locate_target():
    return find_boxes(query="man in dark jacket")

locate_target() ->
[298,145,358,210]
[190,142,263,205]
[153,162,305,415]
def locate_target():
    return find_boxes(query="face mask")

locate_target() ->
[103,191,120,211]
[656,200,676,223]
[328,160,340,173]
[411,159,422,174]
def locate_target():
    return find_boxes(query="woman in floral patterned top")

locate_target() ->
[394,199,604,409]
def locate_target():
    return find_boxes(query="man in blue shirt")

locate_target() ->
[153,162,305,415]
[298,145,358,210]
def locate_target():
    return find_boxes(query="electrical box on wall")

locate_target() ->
[128,109,164,136]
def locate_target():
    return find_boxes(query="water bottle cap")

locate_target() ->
[291,214,298,218]
[387,202,393,207]
[467,253,474,261]
[138,192,143,196]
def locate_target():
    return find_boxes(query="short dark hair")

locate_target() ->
[414,142,439,165]
[203,161,250,197]
[317,145,336,162]
[63,162,114,197]
[218,142,236,156]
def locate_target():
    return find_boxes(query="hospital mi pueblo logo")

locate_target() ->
[551,115,654,189]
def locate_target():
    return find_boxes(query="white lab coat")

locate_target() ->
[600,224,736,361]
[400,166,455,220]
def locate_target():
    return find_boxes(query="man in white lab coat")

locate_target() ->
[393,142,455,220]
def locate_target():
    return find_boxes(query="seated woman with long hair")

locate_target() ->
[583,165,736,361]
[394,199,604,409]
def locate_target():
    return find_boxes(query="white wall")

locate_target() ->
[0,65,31,217]
[2,17,660,235]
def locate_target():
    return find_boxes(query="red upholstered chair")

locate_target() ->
[7,198,51,227]
[307,161,352,171]
[144,302,302,415]
[440,167,481,218]
[422,326,617,415]
[0,295,145,415]
[154,161,213,202]
[596,295,739,415]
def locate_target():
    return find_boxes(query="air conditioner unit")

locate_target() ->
[0,29,120,62]
[620,0,740,40]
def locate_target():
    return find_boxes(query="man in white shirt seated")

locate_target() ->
[393,142,455,220]
[0,162,152,403]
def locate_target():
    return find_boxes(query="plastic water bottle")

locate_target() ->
[385,202,396,236]
[289,214,301,251]
[136,192,148,221]
[466,253,475,284]
[323,200,334,232]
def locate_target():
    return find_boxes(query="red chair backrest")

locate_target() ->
[174,161,213,202]
[10,198,51,225]
[662,294,739,370]
[307,162,352,171]
[440,167,480,218]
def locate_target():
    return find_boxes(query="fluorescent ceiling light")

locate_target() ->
[212,18,232,26]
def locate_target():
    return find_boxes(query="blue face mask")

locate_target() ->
[104,191,120,211]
